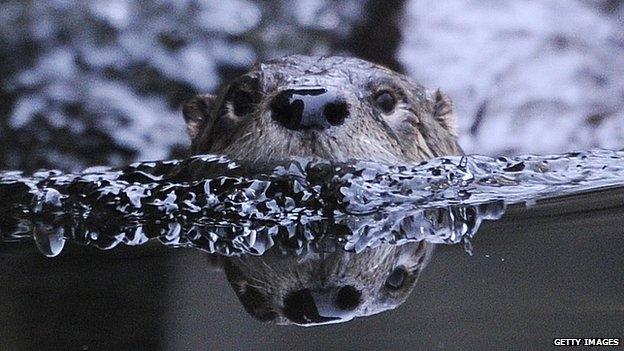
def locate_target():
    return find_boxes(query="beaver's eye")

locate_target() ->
[231,89,255,116]
[374,91,396,113]
[385,266,407,290]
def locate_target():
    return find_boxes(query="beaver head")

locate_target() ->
[217,241,433,326]
[182,55,462,163]
[185,56,459,326]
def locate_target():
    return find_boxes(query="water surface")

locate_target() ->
[1,149,623,349]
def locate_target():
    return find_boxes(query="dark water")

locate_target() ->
[1,150,623,349]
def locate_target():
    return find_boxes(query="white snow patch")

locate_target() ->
[399,0,624,155]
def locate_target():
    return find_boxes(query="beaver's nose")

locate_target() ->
[282,286,361,325]
[270,88,349,131]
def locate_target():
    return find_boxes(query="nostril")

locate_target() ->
[323,101,349,126]
[335,285,361,311]
[271,88,347,131]
[271,92,304,131]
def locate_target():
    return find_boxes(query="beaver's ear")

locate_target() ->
[206,253,224,272]
[430,89,458,137]
[432,89,458,137]
[182,94,217,140]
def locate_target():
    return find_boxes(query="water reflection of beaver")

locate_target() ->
[219,242,434,325]
[182,55,462,325]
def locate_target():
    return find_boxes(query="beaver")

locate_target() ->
[183,55,462,164]
[182,55,462,326]
[219,241,434,326]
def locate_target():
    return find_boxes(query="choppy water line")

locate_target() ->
[1,149,623,257]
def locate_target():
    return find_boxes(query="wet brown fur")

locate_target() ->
[182,55,462,325]
[183,55,462,164]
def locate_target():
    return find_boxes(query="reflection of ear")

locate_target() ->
[205,253,224,272]
[182,94,217,140]
[432,89,458,137]
[222,259,278,322]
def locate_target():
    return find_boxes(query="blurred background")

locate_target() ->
[1,1,624,350]
[0,0,622,173]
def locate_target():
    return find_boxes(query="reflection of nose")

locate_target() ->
[282,286,362,325]
[270,88,349,131]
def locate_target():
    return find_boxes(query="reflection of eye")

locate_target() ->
[374,91,396,114]
[241,285,265,308]
[231,89,255,116]
[240,284,277,322]
[385,266,407,290]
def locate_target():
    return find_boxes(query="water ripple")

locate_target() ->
[1,149,623,257]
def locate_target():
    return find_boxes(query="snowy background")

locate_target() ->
[400,0,624,155]
[0,0,622,172]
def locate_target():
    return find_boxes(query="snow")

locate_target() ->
[0,0,364,171]
[399,0,624,155]
[1,0,622,172]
